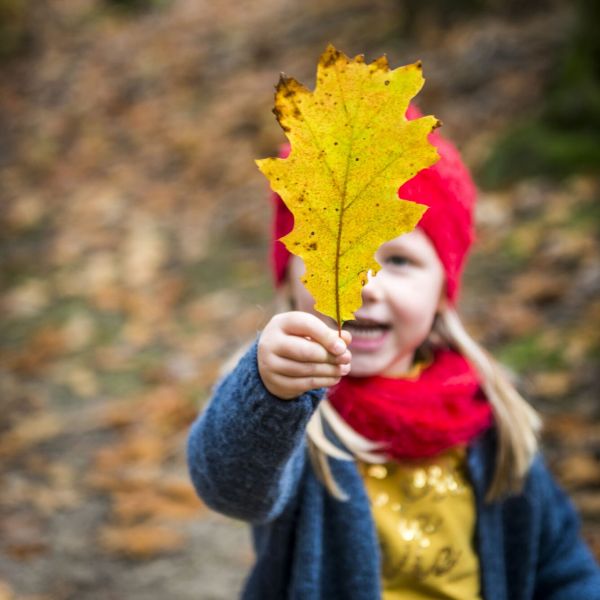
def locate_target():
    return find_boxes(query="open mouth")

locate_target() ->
[343,318,391,338]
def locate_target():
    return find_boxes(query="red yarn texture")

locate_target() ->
[327,349,494,460]
[269,105,477,303]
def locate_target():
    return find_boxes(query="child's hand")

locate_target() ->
[257,312,352,400]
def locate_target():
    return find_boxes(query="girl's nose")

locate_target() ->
[361,271,384,303]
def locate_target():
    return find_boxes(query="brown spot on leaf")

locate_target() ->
[321,45,341,68]
[373,55,389,71]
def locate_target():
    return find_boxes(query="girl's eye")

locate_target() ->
[386,255,410,267]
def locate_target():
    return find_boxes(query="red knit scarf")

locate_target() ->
[327,349,494,460]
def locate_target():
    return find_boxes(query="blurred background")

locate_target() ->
[0,0,598,598]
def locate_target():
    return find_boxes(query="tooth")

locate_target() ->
[347,325,385,338]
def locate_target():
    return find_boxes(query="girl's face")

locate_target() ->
[287,228,446,378]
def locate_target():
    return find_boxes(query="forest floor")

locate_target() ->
[0,1,599,598]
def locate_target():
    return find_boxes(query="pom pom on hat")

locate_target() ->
[269,105,476,303]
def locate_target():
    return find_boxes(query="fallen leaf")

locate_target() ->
[554,454,600,488]
[111,489,204,523]
[6,540,49,561]
[256,44,439,327]
[121,213,167,287]
[0,512,49,561]
[99,403,139,429]
[98,524,185,558]
[0,581,14,600]
[531,371,571,398]
[574,492,600,519]
[85,465,167,494]
[81,252,118,295]
[543,413,600,448]
[185,290,242,323]
[60,365,99,398]
[158,476,205,503]
[2,279,49,318]
[0,414,63,459]
[61,312,96,351]
[5,327,66,376]
[491,299,542,337]
[583,528,600,563]
[511,272,568,305]
[94,431,167,470]
[137,385,197,431]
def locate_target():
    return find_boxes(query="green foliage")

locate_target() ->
[568,196,600,230]
[497,333,566,372]
[480,0,600,187]
[104,0,170,13]
[398,0,548,34]
[479,122,600,188]
[0,0,28,59]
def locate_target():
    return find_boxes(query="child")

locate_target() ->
[187,107,600,599]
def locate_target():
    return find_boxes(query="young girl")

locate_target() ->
[186,107,600,599]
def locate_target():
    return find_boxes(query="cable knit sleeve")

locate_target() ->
[533,456,600,599]
[186,338,325,524]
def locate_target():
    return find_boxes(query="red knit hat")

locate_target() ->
[269,105,476,303]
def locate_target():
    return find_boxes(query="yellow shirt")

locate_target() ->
[357,446,483,600]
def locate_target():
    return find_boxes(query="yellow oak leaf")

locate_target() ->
[256,44,440,328]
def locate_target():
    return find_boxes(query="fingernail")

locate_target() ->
[332,339,346,354]
[340,364,351,375]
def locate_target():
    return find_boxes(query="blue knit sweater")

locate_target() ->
[187,340,600,599]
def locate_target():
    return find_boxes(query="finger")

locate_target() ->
[269,372,343,396]
[280,312,348,356]
[332,349,352,365]
[289,375,344,391]
[279,335,349,365]
[270,356,351,378]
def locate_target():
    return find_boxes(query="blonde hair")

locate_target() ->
[306,305,543,504]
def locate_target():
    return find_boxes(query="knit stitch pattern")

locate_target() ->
[187,341,600,599]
